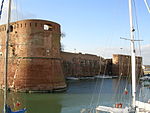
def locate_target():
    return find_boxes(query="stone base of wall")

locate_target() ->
[0,57,66,92]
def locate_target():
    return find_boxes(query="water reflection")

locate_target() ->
[0,92,62,113]
[0,79,149,113]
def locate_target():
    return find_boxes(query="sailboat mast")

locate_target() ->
[4,0,12,112]
[128,0,136,109]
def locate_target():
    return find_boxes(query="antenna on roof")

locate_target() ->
[144,0,150,13]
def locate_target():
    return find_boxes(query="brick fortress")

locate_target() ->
[0,19,66,92]
[0,19,143,92]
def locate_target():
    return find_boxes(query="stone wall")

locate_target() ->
[0,19,66,92]
[105,59,112,75]
[61,52,106,77]
[112,54,143,77]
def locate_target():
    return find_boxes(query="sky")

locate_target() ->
[0,0,150,65]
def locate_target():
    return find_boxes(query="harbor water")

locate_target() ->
[0,79,150,113]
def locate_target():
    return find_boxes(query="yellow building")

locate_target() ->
[143,65,150,75]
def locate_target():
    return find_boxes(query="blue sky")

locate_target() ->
[1,0,150,64]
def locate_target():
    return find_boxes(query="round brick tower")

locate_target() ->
[0,19,66,92]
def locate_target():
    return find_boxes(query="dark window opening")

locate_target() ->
[9,25,13,32]
[0,52,2,56]
[21,24,22,27]
[35,23,37,27]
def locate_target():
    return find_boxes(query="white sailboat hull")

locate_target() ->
[136,101,150,112]
[96,102,150,113]
[96,106,129,113]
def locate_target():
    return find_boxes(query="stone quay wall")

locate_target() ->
[0,19,66,92]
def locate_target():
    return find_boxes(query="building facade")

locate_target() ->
[143,65,150,75]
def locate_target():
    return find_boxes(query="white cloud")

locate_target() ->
[96,45,150,65]
[141,44,150,65]
[98,45,150,65]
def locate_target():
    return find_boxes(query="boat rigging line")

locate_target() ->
[144,0,150,13]
[0,0,4,19]
[3,0,12,112]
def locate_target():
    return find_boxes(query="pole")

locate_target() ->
[4,0,12,112]
[128,0,136,110]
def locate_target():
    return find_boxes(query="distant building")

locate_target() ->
[143,65,150,74]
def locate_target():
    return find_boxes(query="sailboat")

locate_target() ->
[0,0,26,113]
[95,0,150,113]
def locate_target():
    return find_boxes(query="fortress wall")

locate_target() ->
[0,19,144,92]
[0,19,66,92]
[104,59,112,75]
[61,52,106,77]
[112,54,143,77]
